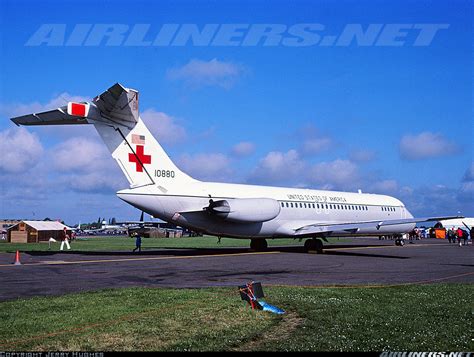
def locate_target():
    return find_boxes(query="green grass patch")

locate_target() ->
[0,235,348,253]
[0,284,472,351]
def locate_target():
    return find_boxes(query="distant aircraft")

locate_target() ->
[11,84,462,252]
[73,220,127,236]
[434,218,474,231]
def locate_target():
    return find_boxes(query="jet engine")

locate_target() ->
[205,198,281,223]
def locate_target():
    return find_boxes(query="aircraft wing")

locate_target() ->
[294,215,464,236]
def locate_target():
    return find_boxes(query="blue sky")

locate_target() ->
[0,0,472,224]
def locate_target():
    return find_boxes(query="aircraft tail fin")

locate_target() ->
[11,83,196,189]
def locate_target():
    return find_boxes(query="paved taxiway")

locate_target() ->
[0,239,472,301]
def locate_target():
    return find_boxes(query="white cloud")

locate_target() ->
[369,179,399,194]
[462,162,474,182]
[399,184,462,217]
[178,152,233,181]
[62,173,125,193]
[231,141,255,157]
[249,149,305,185]
[167,58,245,89]
[0,127,44,173]
[349,149,376,162]
[309,159,360,190]
[399,132,459,160]
[301,137,332,155]
[49,136,126,193]
[460,162,474,199]
[141,109,187,145]
[50,137,113,173]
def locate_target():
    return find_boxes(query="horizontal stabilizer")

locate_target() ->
[11,83,139,129]
[11,106,89,126]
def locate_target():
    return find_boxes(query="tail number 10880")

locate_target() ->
[154,169,175,178]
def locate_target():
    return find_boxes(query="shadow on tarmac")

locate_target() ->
[24,243,407,260]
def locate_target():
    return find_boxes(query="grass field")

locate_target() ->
[0,284,472,351]
[0,235,349,253]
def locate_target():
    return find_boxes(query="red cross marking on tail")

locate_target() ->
[128,145,151,172]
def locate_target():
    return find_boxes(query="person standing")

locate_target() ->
[133,233,142,253]
[461,228,468,246]
[447,227,455,243]
[60,227,71,251]
[456,227,463,247]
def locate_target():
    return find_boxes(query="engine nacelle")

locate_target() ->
[206,198,281,223]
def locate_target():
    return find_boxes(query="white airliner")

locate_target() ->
[11,84,461,252]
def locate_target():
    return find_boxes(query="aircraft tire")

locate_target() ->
[305,239,324,254]
[250,239,268,251]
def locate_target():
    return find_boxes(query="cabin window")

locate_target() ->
[290,203,293,208]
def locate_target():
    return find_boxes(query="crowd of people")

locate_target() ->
[446,226,471,246]
[408,226,472,246]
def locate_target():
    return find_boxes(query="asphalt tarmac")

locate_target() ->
[0,238,472,301]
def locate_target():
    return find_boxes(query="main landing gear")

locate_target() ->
[304,238,324,254]
[395,238,405,246]
[250,239,268,251]
[249,238,325,253]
